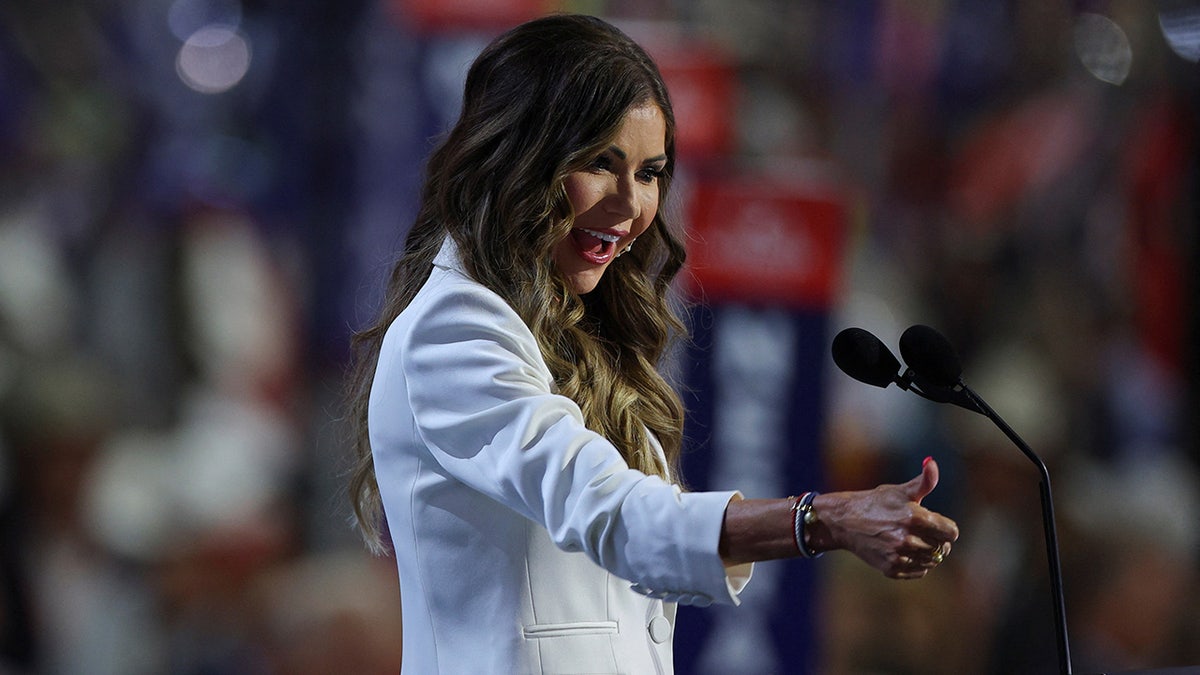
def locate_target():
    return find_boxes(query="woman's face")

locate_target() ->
[554,103,667,295]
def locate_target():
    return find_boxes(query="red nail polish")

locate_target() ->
[923,456,933,468]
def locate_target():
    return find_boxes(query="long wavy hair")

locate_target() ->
[346,14,688,551]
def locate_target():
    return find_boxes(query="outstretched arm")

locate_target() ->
[718,457,959,579]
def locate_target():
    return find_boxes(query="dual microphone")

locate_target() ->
[831,324,1074,675]
[832,324,977,411]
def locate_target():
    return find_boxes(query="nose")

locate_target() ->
[604,174,640,220]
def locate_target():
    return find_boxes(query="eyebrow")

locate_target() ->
[608,145,668,165]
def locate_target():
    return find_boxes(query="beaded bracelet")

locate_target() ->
[791,491,823,559]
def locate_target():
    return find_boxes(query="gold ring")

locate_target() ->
[931,548,945,565]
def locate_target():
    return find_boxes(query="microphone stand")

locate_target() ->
[897,370,1072,675]
[959,385,1072,675]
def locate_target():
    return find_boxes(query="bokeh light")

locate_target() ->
[175,25,252,94]
[1074,12,1132,85]
[1159,0,1200,62]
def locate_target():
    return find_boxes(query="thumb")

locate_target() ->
[903,456,940,504]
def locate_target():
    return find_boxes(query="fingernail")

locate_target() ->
[922,456,933,468]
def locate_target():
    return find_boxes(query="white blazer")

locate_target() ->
[369,239,751,674]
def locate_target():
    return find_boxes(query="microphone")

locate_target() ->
[831,327,903,389]
[898,324,963,388]
[830,327,981,413]
[884,324,1073,675]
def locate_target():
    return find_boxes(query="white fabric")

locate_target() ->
[369,238,751,674]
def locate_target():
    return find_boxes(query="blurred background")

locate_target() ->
[0,0,1197,673]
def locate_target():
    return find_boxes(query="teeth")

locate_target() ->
[580,228,621,243]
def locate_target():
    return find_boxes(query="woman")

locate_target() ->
[346,13,958,674]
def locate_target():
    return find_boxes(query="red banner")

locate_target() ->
[651,43,735,160]
[683,176,846,309]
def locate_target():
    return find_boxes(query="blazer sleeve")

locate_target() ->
[384,272,750,606]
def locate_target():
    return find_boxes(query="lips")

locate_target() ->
[570,228,622,264]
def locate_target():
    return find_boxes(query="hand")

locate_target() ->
[809,457,959,579]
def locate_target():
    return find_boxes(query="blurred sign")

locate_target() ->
[653,44,735,160]
[392,0,549,32]
[684,177,845,309]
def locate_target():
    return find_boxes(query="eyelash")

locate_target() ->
[589,156,613,172]
[589,156,664,183]
[637,168,663,183]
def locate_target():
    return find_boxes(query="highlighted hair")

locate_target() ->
[346,14,687,552]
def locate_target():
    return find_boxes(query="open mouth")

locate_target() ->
[570,228,622,264]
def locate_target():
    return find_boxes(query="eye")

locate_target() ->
[637,168,663,184]
[589,155,613,172]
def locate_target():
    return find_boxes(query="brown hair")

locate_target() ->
[346,14,687,551]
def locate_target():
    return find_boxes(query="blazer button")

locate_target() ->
[648,615,672,644]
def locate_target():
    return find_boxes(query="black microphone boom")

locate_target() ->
[895,325,1073,675]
